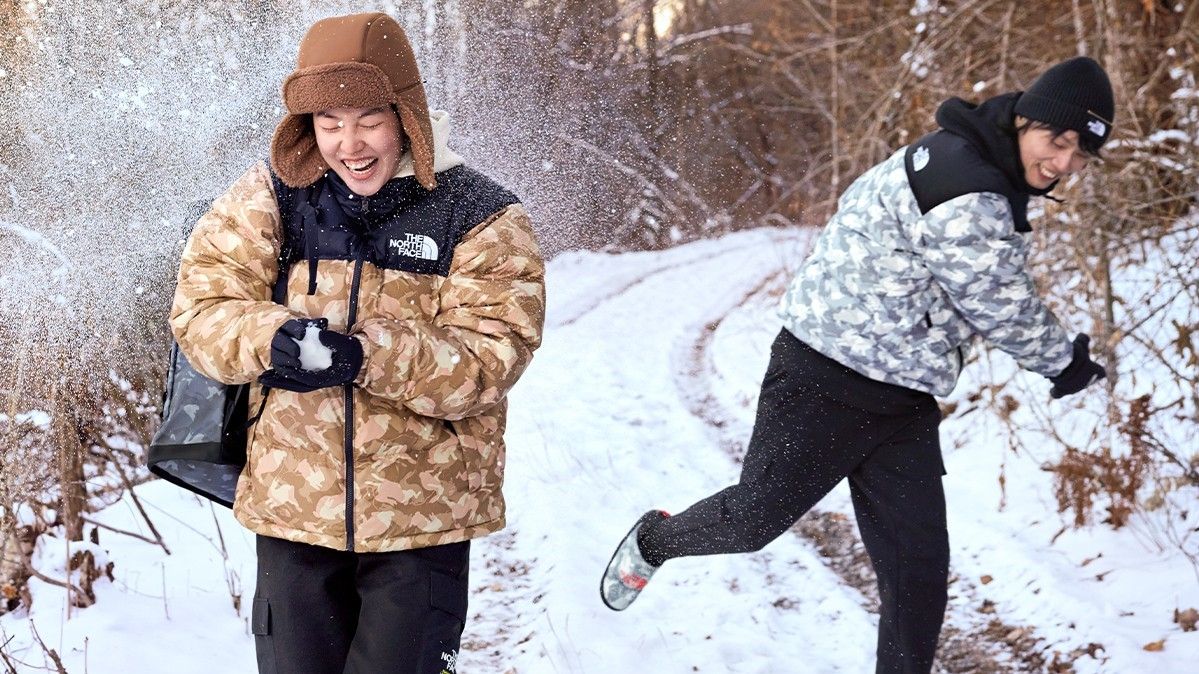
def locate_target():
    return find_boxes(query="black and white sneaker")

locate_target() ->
[600,510,669,611]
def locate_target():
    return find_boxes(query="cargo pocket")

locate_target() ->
[252,597,277,674]
[420,570,468,673]
[429,569,468,626]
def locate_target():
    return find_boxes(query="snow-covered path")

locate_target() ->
[3,228,1196,673]
[462,228,884,673]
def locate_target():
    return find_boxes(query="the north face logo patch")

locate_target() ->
[912,146,930,171]
[1087,119,1106,137]
[389,233,439,261]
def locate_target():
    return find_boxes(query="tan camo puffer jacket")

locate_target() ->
[169,161,545,552]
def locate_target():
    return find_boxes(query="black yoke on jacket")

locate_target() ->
[904,131,1032,233]
[271,165,520,279]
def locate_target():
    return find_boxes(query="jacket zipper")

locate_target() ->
[343,243,367,551]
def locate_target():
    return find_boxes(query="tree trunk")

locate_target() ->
[829,0,840,196]
[643,0,661,157]
[51,375,87,544]
[60,418,86,543]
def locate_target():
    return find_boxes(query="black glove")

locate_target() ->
[1049,334,1106,399]
[270,318,328,371]
[260,319,363,393]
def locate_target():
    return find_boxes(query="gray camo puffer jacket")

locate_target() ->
[779,148,1073,397]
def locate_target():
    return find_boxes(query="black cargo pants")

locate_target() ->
[252,535,469,674]
[638,330,950,674]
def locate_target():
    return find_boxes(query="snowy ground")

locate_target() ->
[2,228,1197,673]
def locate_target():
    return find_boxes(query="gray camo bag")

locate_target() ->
[147,347,252,508]
[147,186,309,507]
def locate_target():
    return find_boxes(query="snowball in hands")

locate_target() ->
[295,324,334,371]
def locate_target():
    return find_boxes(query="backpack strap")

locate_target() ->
[247,182,317,427]
[273,183,314,302]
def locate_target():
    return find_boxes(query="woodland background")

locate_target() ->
[0,0,1195,663]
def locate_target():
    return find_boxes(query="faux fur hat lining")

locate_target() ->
[282,62,396,114]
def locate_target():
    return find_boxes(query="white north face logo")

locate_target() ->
[389,233,439,261]
[1087,119,1106,137]
[912,146,930,171]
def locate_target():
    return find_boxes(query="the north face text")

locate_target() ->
[389,233,439,261]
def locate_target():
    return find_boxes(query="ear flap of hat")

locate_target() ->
[270,114,327,188]
[394,85,436,191]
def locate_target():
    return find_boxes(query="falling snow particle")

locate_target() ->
[910,0,935,16]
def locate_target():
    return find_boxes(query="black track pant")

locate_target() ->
[252,536,469,674]
[638,330,950,674]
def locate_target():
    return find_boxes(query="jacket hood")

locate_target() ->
[396,109,464,179]
[935,92,1053,197]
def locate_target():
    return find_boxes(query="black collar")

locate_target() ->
[935,92,1056,198]
[324,171,430,223]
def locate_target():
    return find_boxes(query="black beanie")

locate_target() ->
[1013,56,1114,153]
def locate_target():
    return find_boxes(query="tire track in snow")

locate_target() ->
[551,234,793,330]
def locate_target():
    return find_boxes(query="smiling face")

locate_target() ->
[313,106,404,196]
[1017,120,1091,190]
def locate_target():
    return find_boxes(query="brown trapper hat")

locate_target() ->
[270,12,436,190]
